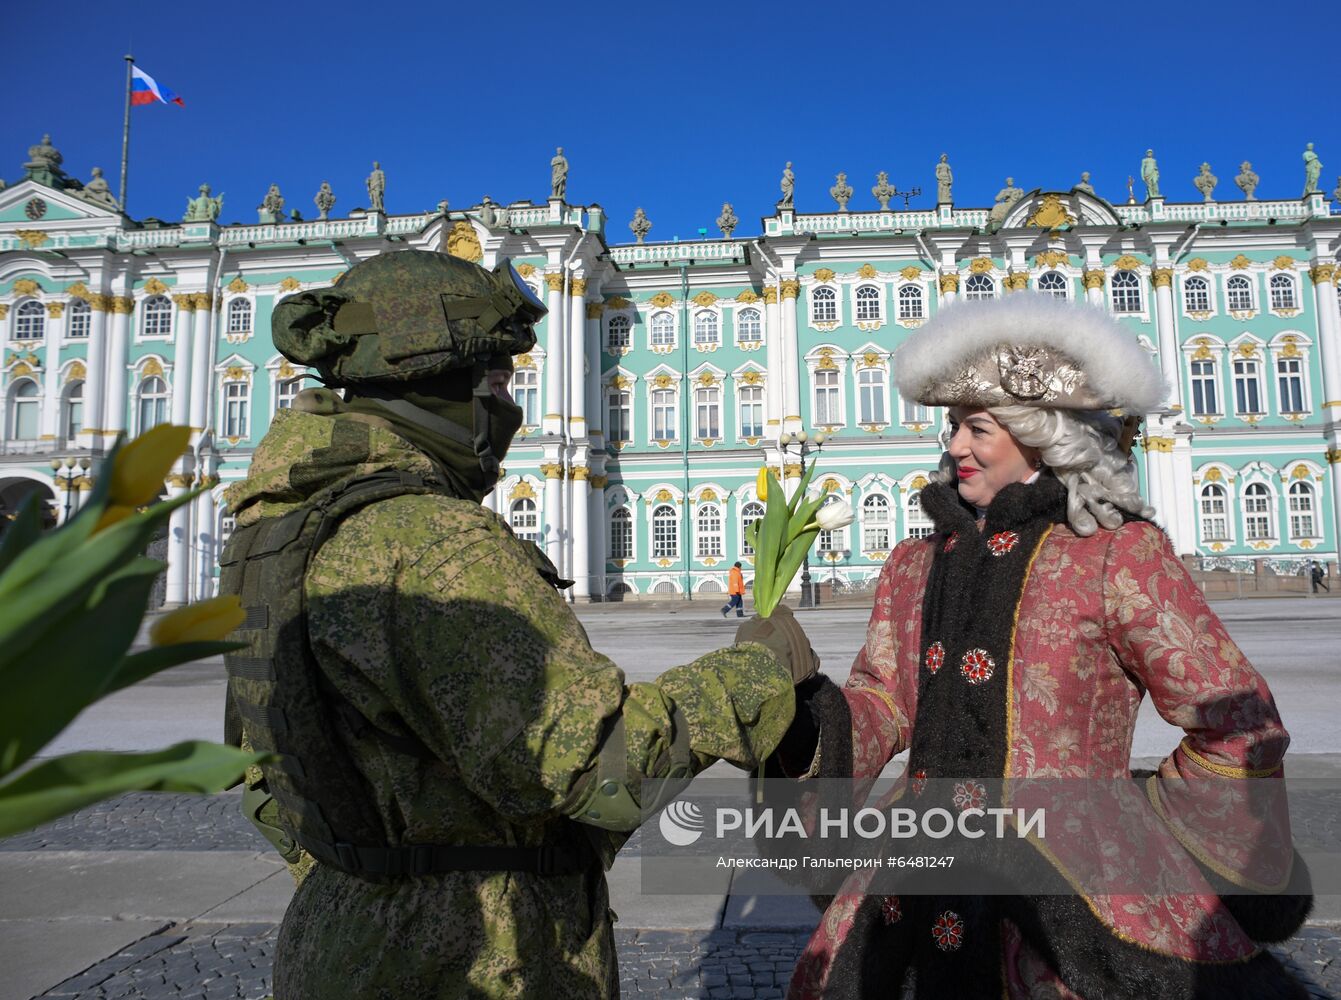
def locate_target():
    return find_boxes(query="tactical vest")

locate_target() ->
[219,469,589,881]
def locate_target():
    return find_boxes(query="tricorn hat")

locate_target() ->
[893,293,1166,413]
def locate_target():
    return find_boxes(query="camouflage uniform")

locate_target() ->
[224,406,794,998]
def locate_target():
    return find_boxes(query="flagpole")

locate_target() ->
[119,54,133,214]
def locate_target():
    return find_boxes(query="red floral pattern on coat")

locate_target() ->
[943,531,959,553]
[911,769,928,797]
[959,647,996,684]
[932,910,965,951]
[880,895,903,925]
[787,521,1297,1000]
[952,779,986,812]
[988,530,1020,555]
[925,641,945,674]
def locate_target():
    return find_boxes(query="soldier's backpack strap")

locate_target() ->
[221,469,593,881]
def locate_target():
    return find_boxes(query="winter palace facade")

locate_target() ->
[2,140,1340,604]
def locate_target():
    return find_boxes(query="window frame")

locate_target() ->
[1182,274,1212,314]
[651,386,678,442]
[136,375,169,433]
[1288,481,1318,540]
[222,379,251,439]
[904,487,933,540]
[897,283,925,320]
[695,502,723,558]
[856,366,887,425]
[140,295,173,339]
[1268,273,1297,312]
[510,367,540,427]
[12,299,45,341]
[609,506,634,560]
[737,381,764,439]
[736,307,762,346]
[1242,482,1275,541]
[861,492,891,552]
[1231,353,1265,416]
[854,284,883,323]
[812,366,843,427]
[694,384,721,441]
[1188,354,1222,417]
[810,285,838,324]
[1199,482,1231,543]
[693,310,719,347]
[651,503,679,559]
[226,298,253,336]
[1036,271,1069,299]
[963,273,996,301]
[61,379,84,442]
[740,500,765,556]
[65,299,92,339]
[606,383,632,444]
[1225,274,1254,313]
[7,377,40,439]
[1110,269,1143,313]
[509,497,539,543]
[606,313,631,352]
[650,311,676,349]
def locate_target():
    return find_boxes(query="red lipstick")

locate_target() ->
[957,467,979,479]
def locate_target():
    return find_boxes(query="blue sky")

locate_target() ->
[4,0,1336,240]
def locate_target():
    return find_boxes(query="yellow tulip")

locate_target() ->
[150,594,246,647]
[109,425,192,508]
[756,466,769,502]
[91,504,136,535]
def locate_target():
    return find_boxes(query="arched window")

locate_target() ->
[13,300,45,340]
[141,295,172,337]
[1111,270,1142,313]
[693,311,718,346]
[227,298,253,335]
[855,285,881,321]
[811,286,837,323]
[610,507,633,560]
[698,579,724,594]
[652,504,678,558]
[651,312,675,347]
[137,375,168,432]
[905,488,933,539]
[1243,483,1273,540]
[1200,483,1229,541]
[509,497,538,542]
[510,368,539,425]
[1037,271,1068,299]
[1183,275,1210,313]
[8,378,39,439]
[737,308,762,344]
[740,500,764,555]
[1226,275,1253,312]
[963,274,995,301]
[1269,274,1297,311]
[1288,481,1317,539]
[652,580,679,595]
[66,299,91,338]
[857,368,886,424]
[816,493,847,553]
[696,502,723,557]
[862,493,890,551]
[607,314,630,350]
[897,284,924,319]
[63,380,84,441]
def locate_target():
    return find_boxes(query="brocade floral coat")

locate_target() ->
[789,500,1308,1000]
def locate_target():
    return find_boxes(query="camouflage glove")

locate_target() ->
[734,604,819,685]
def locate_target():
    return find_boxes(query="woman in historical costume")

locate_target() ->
[774,294,1312,999]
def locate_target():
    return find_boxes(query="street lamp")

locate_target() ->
[777,430,824,608]
[49,456,91,523]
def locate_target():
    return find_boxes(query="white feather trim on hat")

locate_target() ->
[892,293,1167,412]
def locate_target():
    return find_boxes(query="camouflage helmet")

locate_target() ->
[271,249,545,384]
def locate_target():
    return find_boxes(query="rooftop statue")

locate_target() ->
[79,167,120,212]
[550,147,568,200]
[779,161,795,207]
[183,183,223,222]
[987,177,1024,227]
[258,184,285,224]
[1074,171,1095,195]
[1235,161,1259,201]
[366,161,385,212]
[872,171,895,210]
[1303,143,1322,196]
[1193,162,1218,202]
[23,133,67,187]
[1141,149,1160,200]
[716,202,738,239]
[1334,176,1341,204]
[314,181,336,220]
[829,172,853,212]
[629,207,652,244]
[935,153,953,204]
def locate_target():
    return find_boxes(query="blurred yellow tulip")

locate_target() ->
[149,594,246,647]
[756,466,769,502]
[91,504,136,535]
[109,425,192,508]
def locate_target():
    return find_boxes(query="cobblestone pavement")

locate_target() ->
[7,794,1340,999]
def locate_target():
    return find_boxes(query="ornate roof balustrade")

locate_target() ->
[609,240,747,266]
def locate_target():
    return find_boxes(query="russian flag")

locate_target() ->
[131,65,184,107]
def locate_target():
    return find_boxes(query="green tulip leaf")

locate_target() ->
[104,641,244,699]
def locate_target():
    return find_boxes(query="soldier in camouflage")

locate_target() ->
[219,250,816,999]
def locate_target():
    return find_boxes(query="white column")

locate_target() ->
[542,460,564,569]
[938,273,958,305]
[169,296,195,426]
[1151,270,1183,409]
[195,486,217,600]
[81,301,108,447]
[189,295,213,432]
[571,465,590,599]
[588,471,607,600]
[584,303,603,450]
[40,302,64,441]
[779,278,802,435]
[542,273,565,436]
[1312,266,1341,409]
[104,298,132,434]
[568,279,587,440]
[1171,431,1197,556]
[164,480,191,606]
[764,286,782,436]
[1083,269,1105,307]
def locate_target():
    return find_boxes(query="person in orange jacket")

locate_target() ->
[721,561,746,618]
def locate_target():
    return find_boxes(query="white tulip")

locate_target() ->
[814,500,854,530]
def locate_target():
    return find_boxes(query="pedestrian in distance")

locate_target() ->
[722,561,747,618]
[1312,561,1330,593]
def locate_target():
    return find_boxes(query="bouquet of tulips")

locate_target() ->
[745,461,854,617]
[0,425,265,837]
